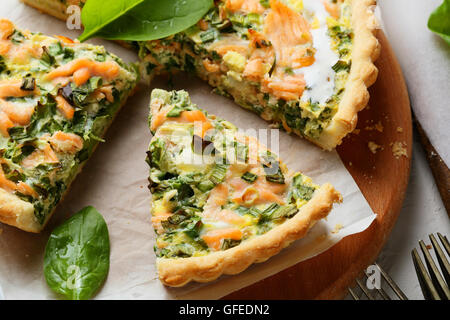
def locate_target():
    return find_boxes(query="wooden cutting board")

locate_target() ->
[225,30,413,300]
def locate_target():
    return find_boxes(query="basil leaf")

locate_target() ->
[44,206,110,300]
[428,0,450,45]
[79,0,213,42]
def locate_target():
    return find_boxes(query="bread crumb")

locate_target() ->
[349,162,353,166]
[368,141,382,154]
[352,129,360,135]
[332,224,343,234]
[397,126,403,133]
[391,141,408,159]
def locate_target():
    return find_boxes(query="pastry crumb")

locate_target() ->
[349,162,353,166]
[368,141,382,154]
[375,121,384,132]
[352,129,360,135]
[332,224,343,234]
[396,126,403,133]
[391,141,408,159]
[365,121,383,132]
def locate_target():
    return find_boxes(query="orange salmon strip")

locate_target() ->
[202,228,243,251]
[46,58,120,86]
[55,95,75,120]
[0,80,38,99]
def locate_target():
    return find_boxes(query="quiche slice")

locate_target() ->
[24,0,380,150]
[147,89,342,286]
[0,19,138,232]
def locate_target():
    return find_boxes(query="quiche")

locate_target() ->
[147,89,342,286]
[24,0,380,150]
[0,19,138,232]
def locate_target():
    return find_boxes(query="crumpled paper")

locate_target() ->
[0,0,376,299]
[379,0,450,167]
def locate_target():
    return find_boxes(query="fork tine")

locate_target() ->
[374,262,408,300]
[348,287,359,300]
[412,248,441,300]
[419,240,450,299]
[438,233,450,256]
[362,271,390,300]
[356,278,375,300]
[430,234,450,286]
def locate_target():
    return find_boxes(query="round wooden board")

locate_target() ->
[224,31,413,300]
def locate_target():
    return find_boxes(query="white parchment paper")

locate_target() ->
[0,0,376,299]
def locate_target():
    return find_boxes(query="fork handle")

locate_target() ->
[414,118,450,217]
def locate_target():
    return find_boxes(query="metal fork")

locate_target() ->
[348,262,408,300]
[412,233,450,300]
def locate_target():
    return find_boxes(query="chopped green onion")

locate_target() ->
[332,60,351,72]
[241,171,258,183]
[209,164,228,184]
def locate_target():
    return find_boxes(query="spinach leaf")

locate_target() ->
[79,0,213,42]
[428,0,450,45]
[44,206,110,300]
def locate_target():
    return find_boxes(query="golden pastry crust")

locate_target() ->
[313,0,380,150]
[157,183,342,287]
[21,0,84,21]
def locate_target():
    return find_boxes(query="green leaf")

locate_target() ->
[44,206,110,300]
[428,0,450,45]
[79,0,213,42]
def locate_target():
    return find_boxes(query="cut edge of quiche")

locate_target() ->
[0,19,138,232]
[147,89,342,287]
[23,0,380,150]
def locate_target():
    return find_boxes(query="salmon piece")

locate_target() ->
[0,99,35,126]
[54,35,76,45]
[263,73,306,100]
[226,0,265,14]
[46,58,120,86]
[22,143,59,169]
[179,110,213,138]
[243,58,264,81]
[55,95,75,120]
[194,120,213,138]
[0,80,38,99]
[16,181,38,198]
[73,68,91,87]
[0,110,13,137]
[180,110,208,123]
[99,85,115,103]
[291,47,316,68]
[151,212,172,234]
[263,0,312,66]
[0,167,37,198]
[208,183,229,206]
[216,209,246,225]
[202,59,220,73]
[202,228,243,251]
[322,0,340,19]
[231,174,287,206]
[49,131,83,154]
[8,43,43,65]
[214,44,249,57]
[0,19,14,40]
[0,41,11,55]
[150,108,169,131]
